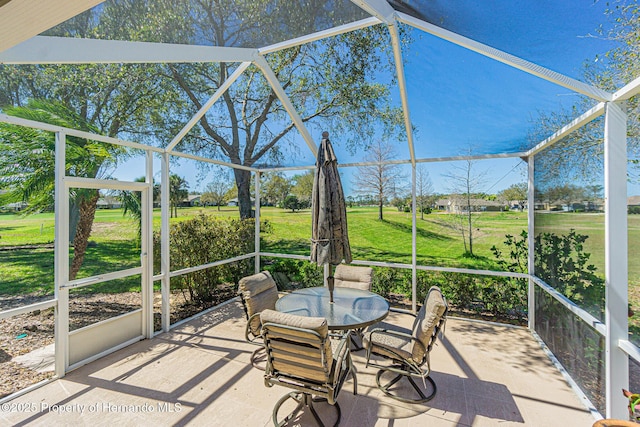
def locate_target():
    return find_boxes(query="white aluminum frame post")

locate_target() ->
[604,101,629,419]
[54,131,69,377]
[527,156,535,331]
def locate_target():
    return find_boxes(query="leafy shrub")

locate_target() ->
[153,214,257,306]
[371,266,405,299]
[534,229,605,318]
[262,258,323,289]
[629,206,640,214]
[492,228,605,319]
[491,230,528,274]
[415,270,527,322]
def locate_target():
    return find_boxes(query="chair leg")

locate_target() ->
[375,366,437,404]
[348,355,358,396]
[250,346,267,371]
[272,392,341,427]
[349,329,364,351]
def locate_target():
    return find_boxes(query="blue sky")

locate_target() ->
[114,1,640,196]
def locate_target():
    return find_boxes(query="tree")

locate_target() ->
[118,176,161,238]
[544,184,584,211]
[584,184,603,211]
[261,173,291,207]
[498,183,528,210]
[0,100,121,280]
[201,171,233,210]
[529,4,639,189]
[292,171,314,208]
[136,0,405,219]
[0,6,177,278]
[416,165,434,219]
[442,157,488,256]
[169,174,189,218]
[282,195,302,212]
[353,140,406,220]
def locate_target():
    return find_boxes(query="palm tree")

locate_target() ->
[169,174,188,218]
[119,176,161,239]
[0,100,124,279]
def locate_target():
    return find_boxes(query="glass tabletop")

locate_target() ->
[275,287,389,331]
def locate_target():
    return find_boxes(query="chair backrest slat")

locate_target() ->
[261,309,333,384]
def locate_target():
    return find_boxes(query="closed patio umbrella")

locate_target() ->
[311,131,352,302]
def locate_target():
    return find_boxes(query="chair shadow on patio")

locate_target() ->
[0,299,594,427]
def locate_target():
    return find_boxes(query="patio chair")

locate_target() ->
[261,309,357,427]
[237,271,279,368]
[363,286,447,404]
[334,264,374,350]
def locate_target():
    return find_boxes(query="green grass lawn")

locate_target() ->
[2,206,640,295]
[535,212,640,281]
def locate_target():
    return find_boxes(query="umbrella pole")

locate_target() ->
[327,264,335,303]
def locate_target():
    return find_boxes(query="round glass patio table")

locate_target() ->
[275,286,389,331]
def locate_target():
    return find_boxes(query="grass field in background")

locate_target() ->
[2,206,640,295]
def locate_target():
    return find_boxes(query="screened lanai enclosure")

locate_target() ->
[0,0,639,423]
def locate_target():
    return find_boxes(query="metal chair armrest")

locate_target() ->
[245,312,262,343]
[389,307,416,316]
[330,331,354,402]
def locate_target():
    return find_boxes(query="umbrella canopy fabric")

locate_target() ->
[310,134,352,266]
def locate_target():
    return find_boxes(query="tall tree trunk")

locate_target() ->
[69,191,99,280]
[68,200,80,244]
[460,219,468,253]
[378,200,383,220]
[235,169,253,219]
[468,212,473,255]
[466,192,473,256]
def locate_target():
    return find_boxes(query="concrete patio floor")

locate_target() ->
[1,299,596,426]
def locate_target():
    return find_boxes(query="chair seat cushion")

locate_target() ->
[363,321,414,363]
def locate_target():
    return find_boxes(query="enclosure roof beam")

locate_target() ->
[259,16,381,55]
[612,75,640,102]
[0,113,164,153]
[0,0,103,53]
[260,150,530,172]
[526,103,606,157]
[388,23,415,166]
[166,149,258,172]
[398,12,613,102]
[254,55,317,157]
[0,36,259,64]
[166,62,251,152]
[351,0,396,24]
[340,150,528,168]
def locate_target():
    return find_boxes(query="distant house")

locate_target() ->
[180,195,201,207]
[541,199,603,212]
[96,196,122,209]
[629,196,640,214]
[435,198,503,213]
[628,195,640,207]
[227,197,255,206]
[2,201,27,211]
